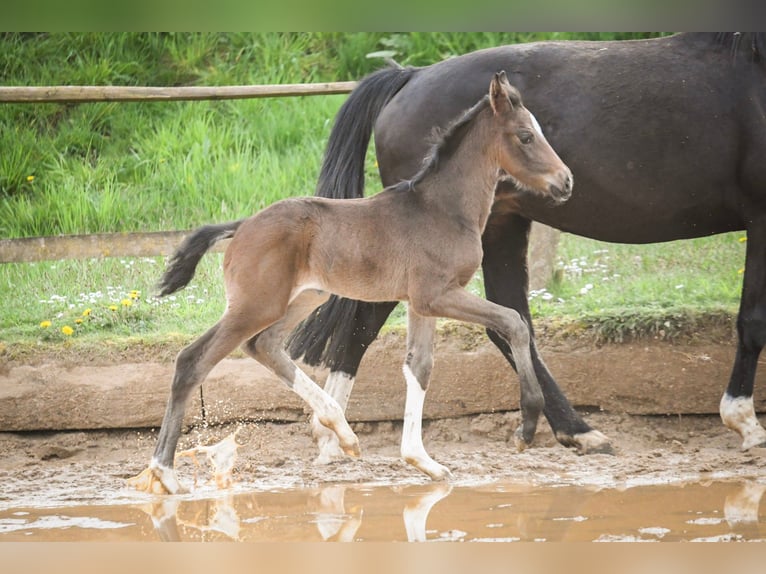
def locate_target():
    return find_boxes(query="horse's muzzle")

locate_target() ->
[549,173,573,205]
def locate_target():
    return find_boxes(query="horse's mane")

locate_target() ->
[388,87,520,193]
[715,32,765,62]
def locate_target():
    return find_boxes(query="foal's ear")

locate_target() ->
[490,71,514,115]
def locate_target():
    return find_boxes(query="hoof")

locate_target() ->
[127,462,187,495]
[558,429,614,455]
[404,456,453,481]
[341,437,361,458]
[513,426,530,452]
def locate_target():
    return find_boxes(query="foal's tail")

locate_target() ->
[287,65,416,367]
[157,220,244,297]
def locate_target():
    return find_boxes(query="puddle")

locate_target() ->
[1,478,764,542]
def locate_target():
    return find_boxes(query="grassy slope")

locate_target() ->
[0,32,741,354]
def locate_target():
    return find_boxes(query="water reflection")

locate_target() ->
[2,479,765,542]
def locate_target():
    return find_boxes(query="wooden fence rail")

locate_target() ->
[0,81,357,103]
[1,80,358,263]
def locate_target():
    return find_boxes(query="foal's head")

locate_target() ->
[488,71,572,206]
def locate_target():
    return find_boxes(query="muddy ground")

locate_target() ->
[2,408,766,509]
[2,323,766,506]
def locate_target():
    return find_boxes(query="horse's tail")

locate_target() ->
[157,220,244,297]
[287,65,417,367]
[316,65,416,199]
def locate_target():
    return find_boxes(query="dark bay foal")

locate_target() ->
[130,72,572,493]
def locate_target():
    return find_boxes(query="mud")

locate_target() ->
[2,410,766,541]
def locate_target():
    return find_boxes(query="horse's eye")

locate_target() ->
[518,130,534,145]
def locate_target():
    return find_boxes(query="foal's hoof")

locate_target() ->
[513,427,530,453]
[127,464,186,495]
[341,437,361,458]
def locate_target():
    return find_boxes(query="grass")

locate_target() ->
[2,31,737,354]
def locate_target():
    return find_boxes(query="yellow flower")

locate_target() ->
[739,236,747,243]
[61,325,74,336]
[82,308,92,317]
[39,320,52,328]
[738,268,745,274]
[26,175,35,182]
[129,290,140,300]
[121,299,133,307]
[109,304,118,312]
[75,318,83,324]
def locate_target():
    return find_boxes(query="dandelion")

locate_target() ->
[121,299,133,307]
[75,318,83,324]
[61,325,74,336]
[738,268,745,274]
[739,236,747,243]
[39,320,52,329]
[129,290,140,300]
[26,175,35,183]
[109,304,118,312]
[82,308,92,317]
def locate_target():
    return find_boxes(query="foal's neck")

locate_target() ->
[416,117,499,233]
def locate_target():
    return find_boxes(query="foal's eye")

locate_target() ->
[517,130,534,145]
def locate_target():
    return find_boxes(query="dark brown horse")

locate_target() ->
[130,73,572,493]
[288,32,766,461]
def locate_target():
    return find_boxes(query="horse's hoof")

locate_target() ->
[405,456,453,481]
[513,426,530,452]
[127,467,173,495]
[341,438,361,458]
[558,429,614,455]
[127,464,187,495]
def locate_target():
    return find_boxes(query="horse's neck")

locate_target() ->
[417,131,498,233]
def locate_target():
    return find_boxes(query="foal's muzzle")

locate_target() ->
[549,172,573,205]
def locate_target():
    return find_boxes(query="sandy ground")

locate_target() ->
[2,408,765,509]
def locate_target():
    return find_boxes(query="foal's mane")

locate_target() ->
[389,88,517,193]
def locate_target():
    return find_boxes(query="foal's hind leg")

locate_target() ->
[130,315,257,494]
[412,287,544,449]
[401,308,452,480]
[243,291,361,458]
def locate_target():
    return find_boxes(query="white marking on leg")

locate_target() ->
[293,369,360,457]
[720,394,766,450]
[312,372,356,464]
[555,429,613,455]
[149,458,185,494]
[401,365,451,480]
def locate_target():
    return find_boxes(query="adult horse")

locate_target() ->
[289,32,766,460]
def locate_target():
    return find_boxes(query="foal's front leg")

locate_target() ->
[414,287,545,449]
[401,308,452,480]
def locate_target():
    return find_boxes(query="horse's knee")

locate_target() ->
[405,350,433,389]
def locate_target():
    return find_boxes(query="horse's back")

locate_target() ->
[375,33,763,242]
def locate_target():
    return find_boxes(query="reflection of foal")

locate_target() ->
[131,72,573,494]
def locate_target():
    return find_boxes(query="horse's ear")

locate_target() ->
[490,71,513,115]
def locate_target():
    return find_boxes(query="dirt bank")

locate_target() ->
[2,322,766,507]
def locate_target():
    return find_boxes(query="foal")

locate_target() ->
[130,72,572,493]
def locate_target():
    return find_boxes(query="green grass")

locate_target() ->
[4,31,734,353]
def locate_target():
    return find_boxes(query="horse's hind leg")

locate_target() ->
[294,300,399,464]
[412,287,544,449]
[130,315,256,494]
[400,308,451,480]
[243,291,361,458]
[721,221,766,449]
